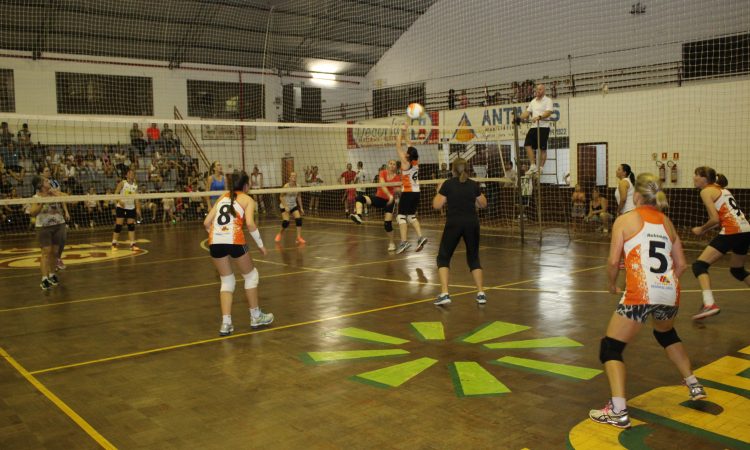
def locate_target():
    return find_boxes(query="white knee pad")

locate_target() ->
[397,214,407,224]
[220,275,236,293]
[243,268,259,289]
[406,214,416,224]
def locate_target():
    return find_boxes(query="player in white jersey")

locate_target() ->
[590,173,706,430]
[204,171,272,336]
[395,122,427,254]
[615,164,636,215]
[690,167,750,319]
[274,171,305,245]
[112,169,142,251]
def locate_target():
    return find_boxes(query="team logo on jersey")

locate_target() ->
[300,321,601,397]
[657,275,672,285]
[0,240,149,269]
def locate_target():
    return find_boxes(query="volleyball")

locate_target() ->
[406,103,425,119]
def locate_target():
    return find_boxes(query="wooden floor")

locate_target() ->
[0,219,748,449]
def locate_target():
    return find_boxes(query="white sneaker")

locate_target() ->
[527,164,538,175]
[219,323,234,336]
[251,311,274,329]
[387,242,396,251]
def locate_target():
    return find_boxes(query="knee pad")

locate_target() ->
[730,267,750,282]
[653,328,680,348]
[282,220,290,229]
[692,260,710,277]
[397,214,407,225]
[243,268,259,289]
[406,214,416,224]
[384,221,393,232]
[114,224,123,233]
[355,194,366,204]
[220,274,236,293]
[127,223,135,232]
[295,217,303,227]
[599,336,626,363]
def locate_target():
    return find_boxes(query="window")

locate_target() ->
[187,80,264,119]
[0,69,15,112]
[683,33,750,79]
[56,73,153,115]
[373,83,425,118]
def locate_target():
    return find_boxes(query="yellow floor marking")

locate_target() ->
[0,347,116,449]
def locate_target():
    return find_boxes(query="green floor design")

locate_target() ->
[458,321,531,344]
[410,322,446,340]
[484,337,583,350]
[449,362,510,397]
[493,356,603,380]
[333,327,409,345]
[301,349,410,364]
[351,357,438,388]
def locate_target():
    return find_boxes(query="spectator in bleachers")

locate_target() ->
[31,144,46,172]
[103,157,115,178]
[1,187,28,231]
[127,147,139,170]
[149,158,163,190]
[1,142,25,184]
[62,159,77,190]
[146,123,160,146]
[113,147,128,177]
[85,186,102,228]
[459,90,468,109]
[48,148,61,169]
[16,123,31,158]
[161,123,174,144]
[550,80,558,98]
[0,122,13,146]
[141,185,158,223]
[130,123,147,155]
[0,164,12,195]
[105,187,117,223]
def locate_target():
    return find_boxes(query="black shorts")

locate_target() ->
[115,207,137,219]
[370,196,395,214]
[399,192,420,215]
[709,232,750,255]
[616,304,679,324]
[209,244,248,259]
[280,205,300,214]
[524,127,550,150]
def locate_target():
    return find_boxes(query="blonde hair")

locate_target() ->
[635,173,669,210]
[452,158,469,182]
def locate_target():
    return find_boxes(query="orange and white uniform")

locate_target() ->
[621,206,679,306]
[208,193,246,245]
[401,160,420,193]
[709,184,750,235]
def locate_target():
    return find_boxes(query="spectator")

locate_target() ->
[31,144,46,171]
[2,142,25,183]
[503,161,517,187]
[438,162,451,179]
[551,80,558,98]
[459,90,468,109]
[146,123,160,144]
[0,164,12,194]
[305,165,323,215]
[340,162,357,215]
[62,160,77,190]
[161,123,179,150]
[571,183,586,232]
[584,188,611,234]
[84,186,102,228]
[0,122,13,146]
[16,123,31,157]
[130,123,146,155]
[149,159,163,189]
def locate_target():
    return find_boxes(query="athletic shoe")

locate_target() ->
[251,311,274,329]
[387,242,396,252]
[296,236,306,245]
[692,304,720,320]
[274,233,282,242]
[589,400,631,429]
[395,241,411,254]
[350,214,363,224]
[130,244,140,251]
[434,294,452,306]
[40,278,52,291]
[476,293,487,304]
[416,236,428,252]
[111,243,118,252]
[219,323,234,337]
[56,259,66,270]
[685,381,707,401]
[48,274,60,286]
[526,164,538,175]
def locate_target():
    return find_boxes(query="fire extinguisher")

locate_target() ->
[656,161,666,183]
[667,160,678,183]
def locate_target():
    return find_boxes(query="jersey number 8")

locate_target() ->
[217,204,233,225]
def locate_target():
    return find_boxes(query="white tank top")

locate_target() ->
[620,207,679,306]
[401,161,420,193]
[713,186,750,235]
[615,177,635,214]
[120,180,138,210]
[208,193,246,245]
[280,188,298,210]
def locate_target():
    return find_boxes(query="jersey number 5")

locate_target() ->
[649,241,668,274]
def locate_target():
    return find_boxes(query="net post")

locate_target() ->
[512,108,524,242]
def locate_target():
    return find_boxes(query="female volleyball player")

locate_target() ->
[589,173,705,430]
[112,169,141,251]
[690,167,750,320]
[395,122,427,254]
[274,171,305,244]
[350,159,401,251]
[615,164,636,215]
[28,176,69,290]
[205,161,225,208]
[431,159,487,305]
[204,171,272,336]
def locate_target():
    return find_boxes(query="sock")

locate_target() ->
[611,396,627,413]
[440,292,449,297]
[48,273,54,278]
[41,276,48,281]
[222,315,232,325]
[477,291,485,296]
[112,240,117,245]
[250,307,261,319]
[702,290,715,306]
[684,374,698,385]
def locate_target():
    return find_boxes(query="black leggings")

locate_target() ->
[436,221,481,270]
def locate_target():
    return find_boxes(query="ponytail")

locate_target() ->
[635,172,669,211]
[621,163,635,184]
[716,173,728,188]
[452,158,469,183]
[228,171,250,217]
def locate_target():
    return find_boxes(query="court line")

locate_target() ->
[29,264,606,375]
[0,346,116,449]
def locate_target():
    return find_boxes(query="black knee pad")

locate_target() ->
[384,221,393,232]
[355,194,367,205]
[295,218,303,227]
[127,223,135,231]
[599,336,626,363]
[282,220,290,229]
[653,328,680,348]
[692,260,710,277]
[730,267,750,282]
[114,224,123,233]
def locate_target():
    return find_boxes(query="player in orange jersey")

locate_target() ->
[394,122,427,254]
[350,159,400,251]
